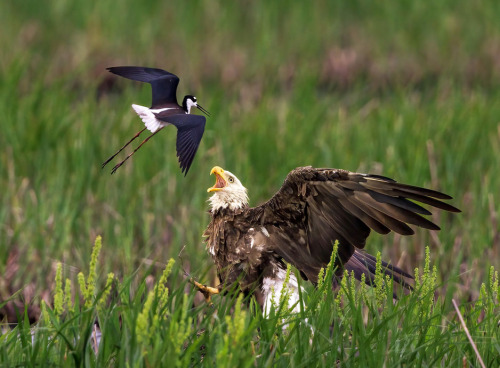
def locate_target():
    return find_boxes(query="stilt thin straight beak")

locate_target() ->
[196,104,210,117]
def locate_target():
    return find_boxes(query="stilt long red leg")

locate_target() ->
[102,127,147,169]
[110,127,164,174]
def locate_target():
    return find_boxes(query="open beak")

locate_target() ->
[196,104,211,117]
[207,166,226,192]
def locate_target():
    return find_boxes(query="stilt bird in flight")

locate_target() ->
[195,166,460,314]
[102,66,210,175]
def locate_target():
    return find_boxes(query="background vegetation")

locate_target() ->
[1,0,499,366]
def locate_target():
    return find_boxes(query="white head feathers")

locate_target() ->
[207,167,249,211]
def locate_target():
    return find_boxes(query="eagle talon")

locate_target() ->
[190,278,219,305]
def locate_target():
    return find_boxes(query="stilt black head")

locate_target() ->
[183,95,210,116]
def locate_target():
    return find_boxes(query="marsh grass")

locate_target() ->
[1,237,499,366]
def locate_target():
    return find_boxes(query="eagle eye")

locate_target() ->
[228,177,234,183]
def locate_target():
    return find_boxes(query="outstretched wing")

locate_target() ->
[249,166,460,283]
[155,113,206,175]
[107,66,180,107]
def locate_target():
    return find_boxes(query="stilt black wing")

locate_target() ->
[107,66,180,107]
[155,113,206,175]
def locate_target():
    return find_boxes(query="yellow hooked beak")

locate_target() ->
[207,166,227,192]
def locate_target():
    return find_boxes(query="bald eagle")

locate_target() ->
[200,166,460,313]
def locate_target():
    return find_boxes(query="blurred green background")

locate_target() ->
[1,0,499,308]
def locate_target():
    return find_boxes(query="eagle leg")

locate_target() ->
[189,278,219,304]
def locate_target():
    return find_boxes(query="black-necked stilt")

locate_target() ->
[102,66,210,175]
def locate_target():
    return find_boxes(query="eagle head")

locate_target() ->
[207,166,248,211]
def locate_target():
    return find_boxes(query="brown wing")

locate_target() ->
[248,166,460,283]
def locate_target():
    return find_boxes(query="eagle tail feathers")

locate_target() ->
[341,250,413,296]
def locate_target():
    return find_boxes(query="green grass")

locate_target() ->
[1,238,499,366]
[1,0,500,366]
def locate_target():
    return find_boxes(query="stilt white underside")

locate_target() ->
[132,104,174,133]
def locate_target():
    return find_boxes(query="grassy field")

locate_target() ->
[1,0,500,366]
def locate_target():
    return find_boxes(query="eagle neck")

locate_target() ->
[211,205,248,217]
[208,190,249,212]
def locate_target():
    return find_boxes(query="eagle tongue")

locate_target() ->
[214,173,226,189]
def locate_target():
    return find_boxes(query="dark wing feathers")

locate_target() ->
[107,66,178,81]
[307,199,357,262]
[337,197,392,234]
[107,66,180,107]
[154,113,206,175]
[346,193,415,235]
[352,191,440,230]
[363,178,454,200]
[313,193,370,248]
[366,190,432,215]
[345,251,413,292]
[382,188,460,213]
[361,251,413,279]
[252,166,460,284]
